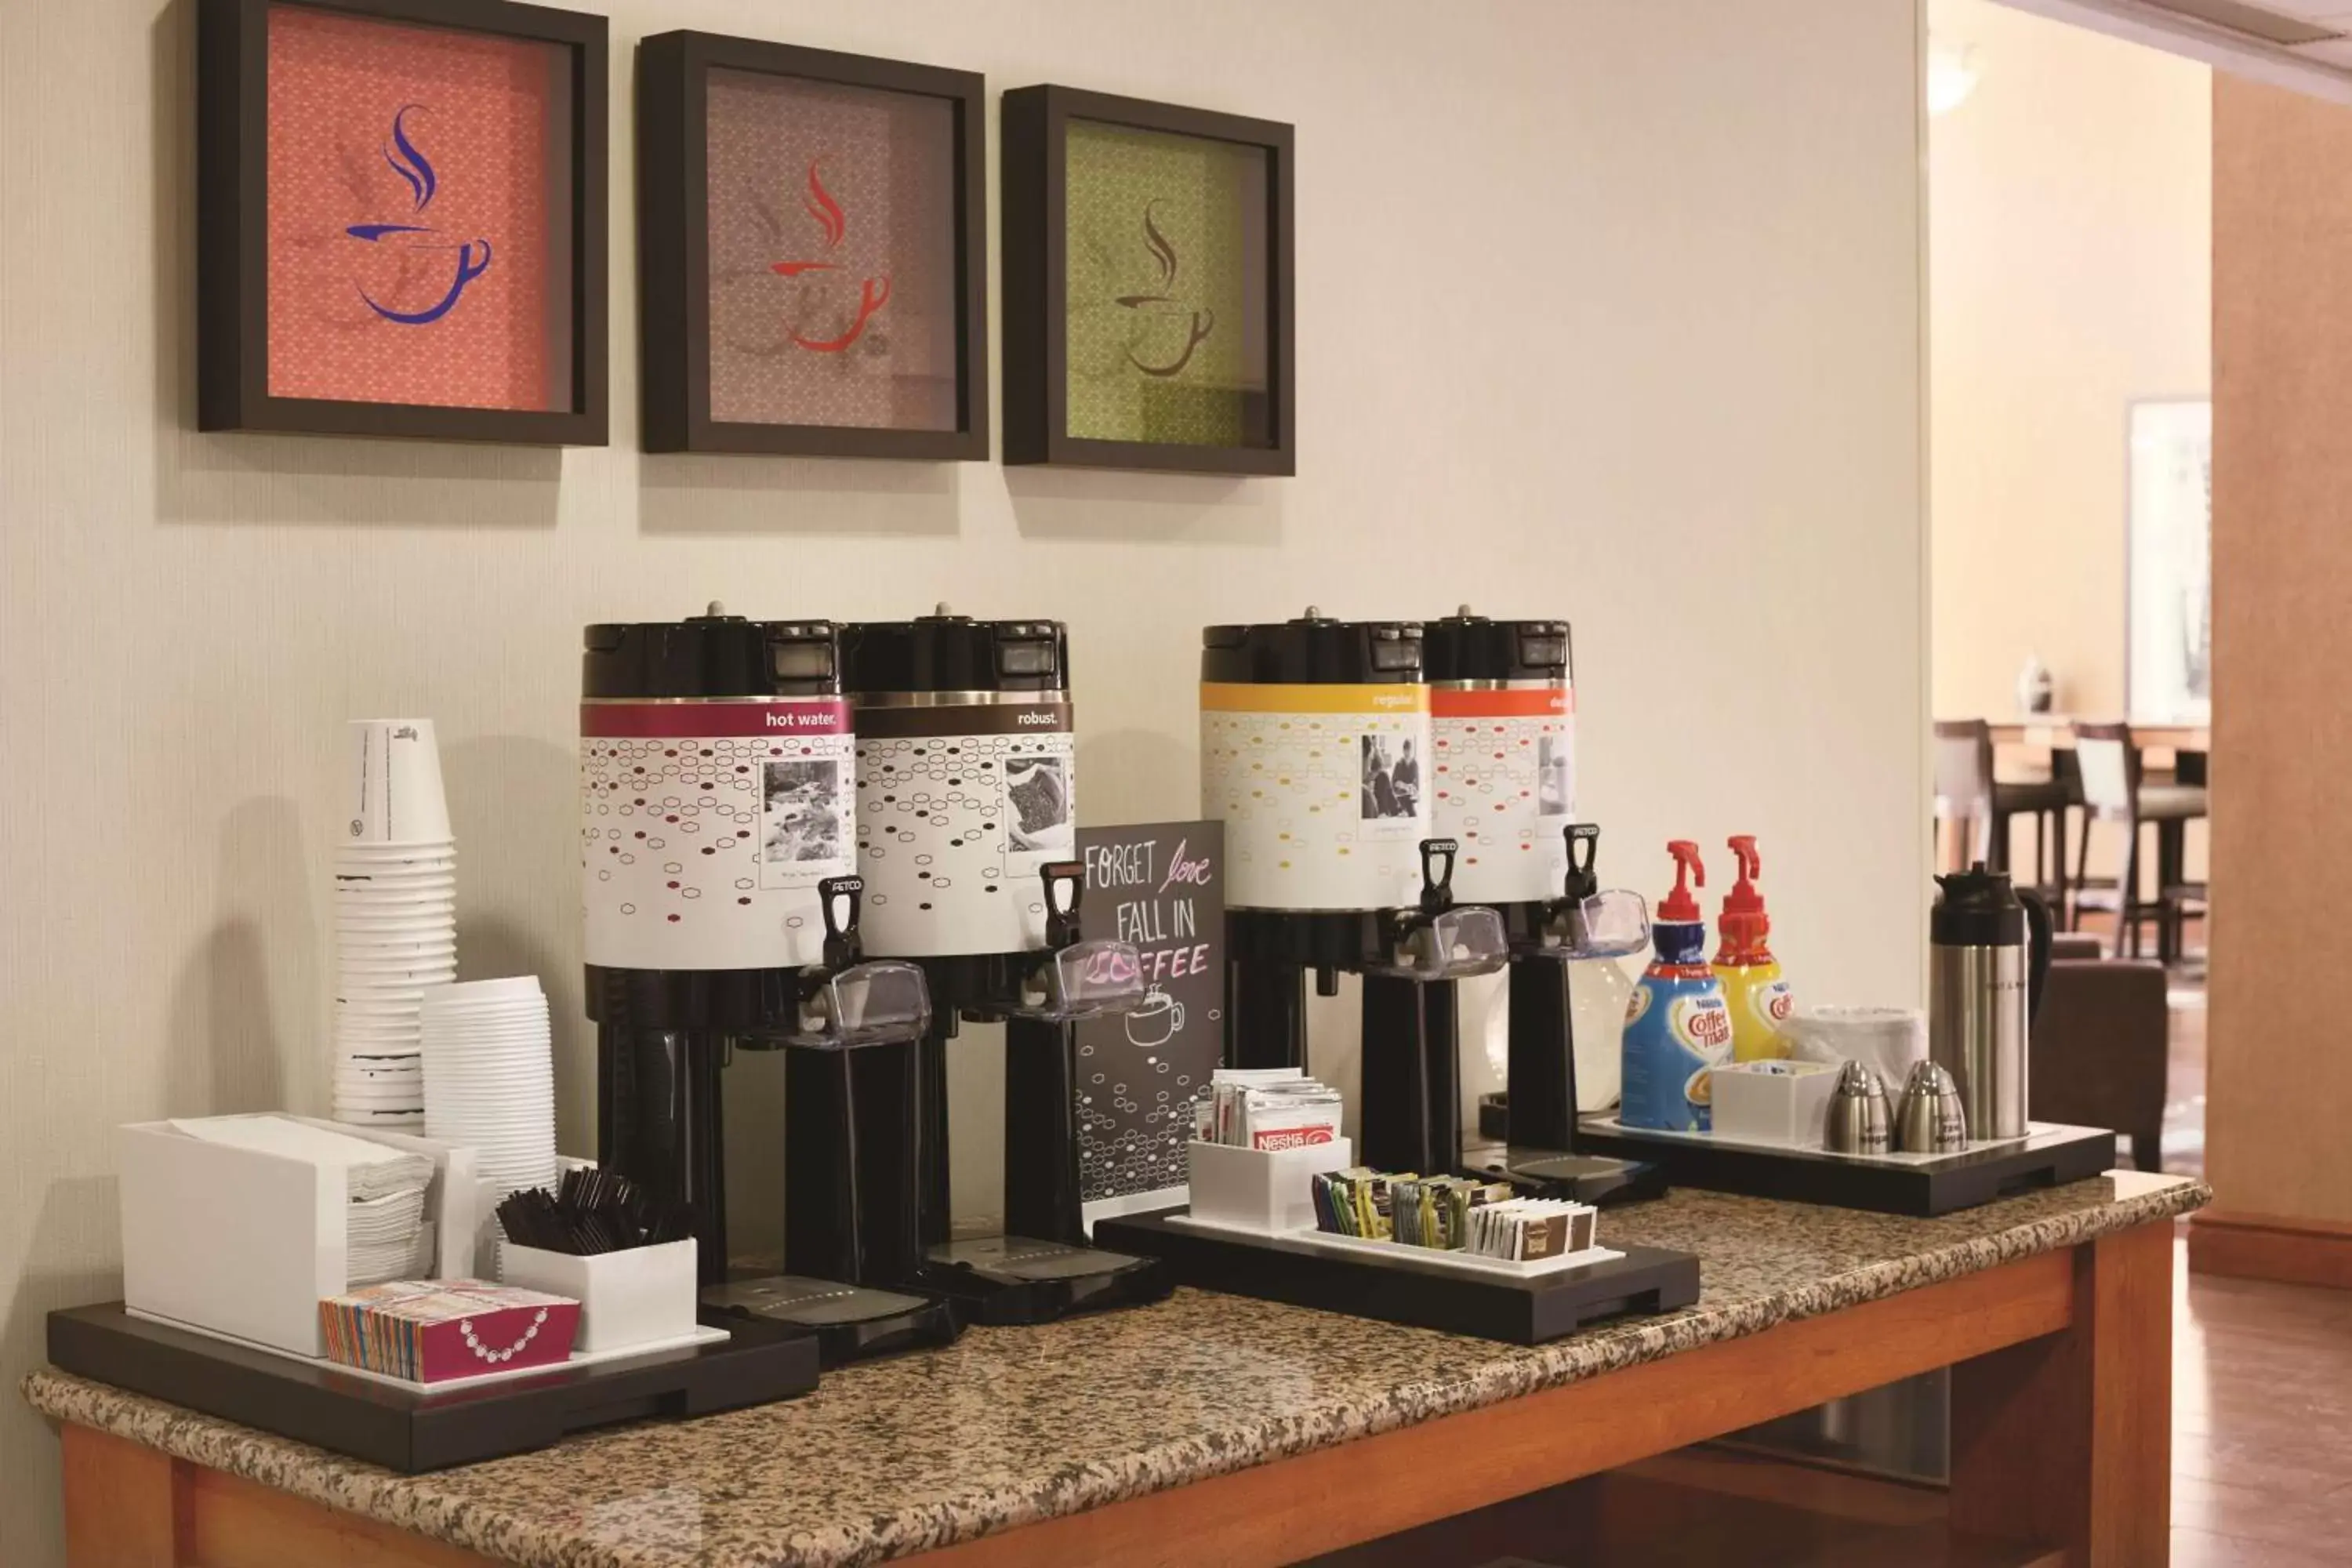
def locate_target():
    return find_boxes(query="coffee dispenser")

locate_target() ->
[1203,611,1508,1173]
[1928,864,2053,1141]
[582,608,957,1362]
[842,608,1168,1323]
[1418,611,1664,1203]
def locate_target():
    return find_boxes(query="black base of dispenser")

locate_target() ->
[697,1276,960,1368]
[914,1238,1173,1327]
[1092,1210,1700,1345]
[1462,1137,1671,1207]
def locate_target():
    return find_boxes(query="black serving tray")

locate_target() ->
[47,1303,821,1472]
[1092,1208,1700,1345]
[1567,1117,2118,1217]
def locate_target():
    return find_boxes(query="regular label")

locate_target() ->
[1201,682,1431,913]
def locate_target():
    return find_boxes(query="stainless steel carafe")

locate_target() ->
[1927,863,2052,1141]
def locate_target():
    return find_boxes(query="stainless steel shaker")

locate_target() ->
[1825,1062,1892,1155]
[1895,1061,1969,1153]
[1927,864,2052,1141]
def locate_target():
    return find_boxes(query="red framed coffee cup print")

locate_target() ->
[198,0,608,444]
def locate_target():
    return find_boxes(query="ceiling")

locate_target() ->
[2001,0,2352,96]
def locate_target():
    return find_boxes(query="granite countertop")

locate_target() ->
[24,1172,2207,1568]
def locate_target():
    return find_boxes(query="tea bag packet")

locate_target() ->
[1465,1197,1599,1261]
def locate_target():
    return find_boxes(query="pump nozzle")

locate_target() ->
[1719,834,1770,953]
[1660,840,1705,922]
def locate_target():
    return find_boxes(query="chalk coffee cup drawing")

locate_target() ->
[1123,987,1185,1049]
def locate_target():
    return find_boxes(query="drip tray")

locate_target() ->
[699,1276,960,1367]
[916,1236,1173,1325]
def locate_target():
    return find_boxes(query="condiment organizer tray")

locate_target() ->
[48,1301,820,1472]
[1570,1116,2118,1216]
[1093,1208,1700,1344]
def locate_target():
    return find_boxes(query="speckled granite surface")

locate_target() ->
[24,1173,2205,1568]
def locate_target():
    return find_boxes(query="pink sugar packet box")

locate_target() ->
[321,1279,579,1383]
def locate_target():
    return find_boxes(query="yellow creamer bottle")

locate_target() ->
[1713,835,1794,1062]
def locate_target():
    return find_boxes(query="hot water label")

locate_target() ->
[851,700,1076,956]
[1428,683,1576,906]
[1201,682,1432,913]
[580,699,854,971]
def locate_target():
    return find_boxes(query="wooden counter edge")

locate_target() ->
[56,1224,2178,1568]
[909,1245,2083,1568]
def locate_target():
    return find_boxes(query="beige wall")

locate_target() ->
[0,2,1925,1559]
[1930,0,2209,722]
[2210,74,2352,1226]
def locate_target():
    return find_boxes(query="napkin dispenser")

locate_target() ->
[119,1116,477,1359]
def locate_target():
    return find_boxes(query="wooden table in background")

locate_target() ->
[1984,720,2211,753]
[56,1219,2179,1568]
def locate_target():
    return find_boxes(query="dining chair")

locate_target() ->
[1932,720,2069,905]
[2071,722,2208,960]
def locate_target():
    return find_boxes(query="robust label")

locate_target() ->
[853,701,1076,956]
[580,699,855,971]
[1428,684,1575,905]
[1200,682,1432,912]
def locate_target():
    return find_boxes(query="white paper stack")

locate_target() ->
[422,977,558,1199]
[169,1114,439,1287]
[333,719,456,1131]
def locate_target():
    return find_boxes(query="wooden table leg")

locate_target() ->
[1951,1221,2172,1566]
[63,1424,182,1566]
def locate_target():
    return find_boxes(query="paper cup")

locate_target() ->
[345,719,452,845]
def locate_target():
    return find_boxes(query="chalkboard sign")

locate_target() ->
[1073,821,1224,1227]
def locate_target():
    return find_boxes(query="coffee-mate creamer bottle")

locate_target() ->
[1712,834,1795,1062]
[1621,840,1733,1131]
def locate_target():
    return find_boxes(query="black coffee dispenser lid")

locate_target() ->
[841,607,1068,695]
[1201,608,1424,684]
[583,607,838,699]
[1932,862,2027,946]
[1422,608,1571,684]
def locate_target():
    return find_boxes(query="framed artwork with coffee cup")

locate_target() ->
[196,0,608,444]
[637,33,988,459]
[1001,86,1294,475]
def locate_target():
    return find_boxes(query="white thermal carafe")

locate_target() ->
[1201,610,1432,916]
[1421,609,1574,908]
[580,611,855,973]
[841,612,1076,960]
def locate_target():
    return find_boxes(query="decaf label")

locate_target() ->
[1073,822,1224,1218]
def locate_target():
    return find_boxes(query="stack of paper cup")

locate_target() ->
[1781,1004,1928,1090]
[421,978,557,1195]
[332,720,456,1131]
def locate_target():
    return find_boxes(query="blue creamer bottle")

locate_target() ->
[1621,840,1734,1131]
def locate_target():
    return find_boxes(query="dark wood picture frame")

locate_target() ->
[1001,85,1294,476]
[637,32,988,459]
[195,0,608,445]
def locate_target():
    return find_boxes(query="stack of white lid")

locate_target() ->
[422,977,557,1196]
[332,719,454,1133]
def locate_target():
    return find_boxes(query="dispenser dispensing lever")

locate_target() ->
[1040,860,1084,952]
[818,875,866,971]
[1417,837,1460,917]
